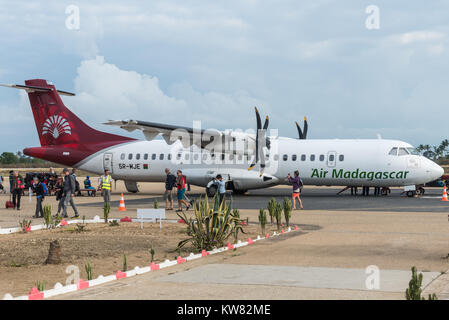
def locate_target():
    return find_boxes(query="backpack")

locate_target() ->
[42,183,48,196]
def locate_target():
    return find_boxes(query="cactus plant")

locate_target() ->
[283,197,292,227]
[85,261,93,280]
[36,280,45,292]
[122,254,127,272]
[258,208,267,235]
[154,199,159,209]
[268,198,277,225]
[43,205,52,229]
[405,266,438,300]
[103,202,110,223]
[149,245,155,263]
[274,202,283,231]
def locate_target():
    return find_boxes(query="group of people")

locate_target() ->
[2,168,113,219]
[163,168,305,211]
[164,168,191,212]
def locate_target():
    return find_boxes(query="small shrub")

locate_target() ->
[109,220,119,227]
[75,224,86,233]
[258,209,267,234]
[85,261,93,280]
[283,197,292,227]
[176,194,244,251]
[19,219,32,233]
[153,199,159,209]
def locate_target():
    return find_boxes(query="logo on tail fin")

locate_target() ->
[42,115,72,139]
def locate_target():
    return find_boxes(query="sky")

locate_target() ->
[0,0,448,152]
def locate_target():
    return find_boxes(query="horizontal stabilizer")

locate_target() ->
[0,83,75,96]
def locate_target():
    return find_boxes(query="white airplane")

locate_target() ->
[1,79,444,197]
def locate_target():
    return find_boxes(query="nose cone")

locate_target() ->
[428,161,444,181]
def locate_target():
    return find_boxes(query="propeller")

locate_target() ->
[248,107,270,176]
[295,117,308,139]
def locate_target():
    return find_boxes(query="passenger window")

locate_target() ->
[120,153,125,160]
[152,154,156,160]
[168,154,172,161]
[176,153,181,160]
[389,148,398,156]
[339,155,344,161]
[310,155,315,161]
[283,154,288,161]
[398,148,409,156]
[160,154,164,160]
[221,154,225,161]
[128,154,133,160]
[136,153,140,160]
[144,154,148,160]
[292,154,297,161]
[329,154,335,162]
[319,155,324,161]
[301,154,306,161]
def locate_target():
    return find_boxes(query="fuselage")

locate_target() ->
[73,137,444,190]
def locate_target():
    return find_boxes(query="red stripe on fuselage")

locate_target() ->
[23,140,133,167]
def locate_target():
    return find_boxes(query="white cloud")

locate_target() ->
[69,56,266,133]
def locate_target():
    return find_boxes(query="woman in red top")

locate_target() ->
[11,171,25,210]
[176,170,190,212]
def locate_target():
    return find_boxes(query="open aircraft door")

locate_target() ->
[103,153,113,173]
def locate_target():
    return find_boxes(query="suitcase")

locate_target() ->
[5,194,14,209]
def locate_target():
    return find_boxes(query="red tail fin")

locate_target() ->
[24,79,132,146]
[0,79,136,166]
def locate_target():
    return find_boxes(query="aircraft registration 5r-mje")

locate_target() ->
[1,79,444,197]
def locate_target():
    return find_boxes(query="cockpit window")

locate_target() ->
[389,147,398,156]
[407,148,420,155]
[398,148,410,156]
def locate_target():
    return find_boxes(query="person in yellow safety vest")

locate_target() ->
[100,169,113,205]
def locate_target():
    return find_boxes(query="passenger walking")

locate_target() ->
[286,170,304,210]
[214,174,226,204]
[164,168,176,210]
[54,176,65,215]
[100,169,113,205]
[11,171,25,210]
[0,175,5,194]
[176,170,190,212]
[32,177,45,218]
[62,168,79,218]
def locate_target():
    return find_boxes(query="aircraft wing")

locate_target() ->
[104,119,256,153]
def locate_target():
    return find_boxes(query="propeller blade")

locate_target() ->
[249,107,261,171]
[303,116,308,139]
[296,121,303,139]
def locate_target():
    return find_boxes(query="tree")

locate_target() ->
[0,152,19,164]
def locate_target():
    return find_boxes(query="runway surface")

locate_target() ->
[79,186,449,212]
